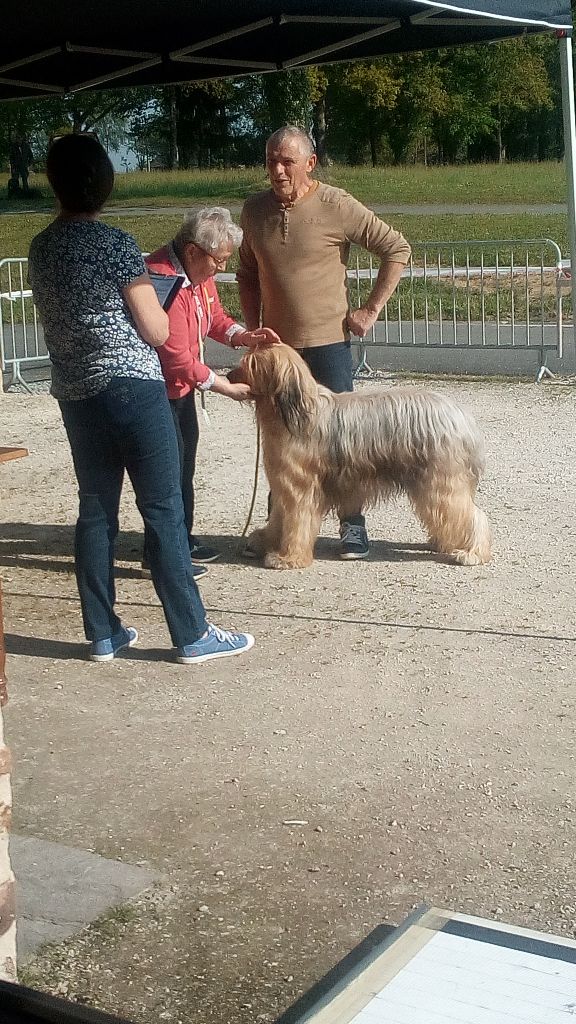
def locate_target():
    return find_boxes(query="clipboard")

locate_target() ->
[148,272,185,311]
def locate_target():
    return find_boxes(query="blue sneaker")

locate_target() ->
[176,623,255,665]
[339,518,369,560]
[189,536,220,564]
[89,626,138,663]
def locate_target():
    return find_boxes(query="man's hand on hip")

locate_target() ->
[347,305,379,338]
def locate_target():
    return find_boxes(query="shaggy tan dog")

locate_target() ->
[241,344,492,570]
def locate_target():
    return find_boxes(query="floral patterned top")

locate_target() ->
[28,219,163,400]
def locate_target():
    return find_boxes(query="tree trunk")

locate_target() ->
[168,87,179,170]
[313,96,331,167]
[497,103,505,164]
[369,125,378,168]
[220,103,230,169]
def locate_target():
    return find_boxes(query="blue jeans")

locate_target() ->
[297,341,354,394]
[59,378,207,647]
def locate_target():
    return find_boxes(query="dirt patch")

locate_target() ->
[2,375,576,1023]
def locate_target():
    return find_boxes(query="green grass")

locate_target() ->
[0,159,569,213]
[1,211,569,323]
[0,212,569,262]
[1,165,570,325]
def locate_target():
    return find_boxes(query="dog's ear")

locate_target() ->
[275,378,310,434]
[272,350,317,434]
[240,349,261,392]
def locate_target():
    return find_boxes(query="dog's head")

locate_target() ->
[240,343,318,434]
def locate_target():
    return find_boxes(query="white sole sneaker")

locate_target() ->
[176,633,255,665]
[339,549,370,560]
[90,628,139,663]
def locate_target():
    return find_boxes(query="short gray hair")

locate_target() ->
[267,126,315,158]
[175,206,243,252]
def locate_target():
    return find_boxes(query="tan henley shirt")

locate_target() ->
[237,181,411,349]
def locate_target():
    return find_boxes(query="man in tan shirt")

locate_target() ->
[237,125,411,560]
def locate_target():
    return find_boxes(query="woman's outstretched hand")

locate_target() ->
[209,376,253,401]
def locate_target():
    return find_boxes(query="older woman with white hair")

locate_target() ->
[145,206,280,571]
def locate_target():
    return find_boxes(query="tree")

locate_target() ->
[325,60,401,165]
[0,88,151,171]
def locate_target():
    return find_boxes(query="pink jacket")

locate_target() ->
[145,244,244,399]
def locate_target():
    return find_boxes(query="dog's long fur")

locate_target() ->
[241,344,492,570]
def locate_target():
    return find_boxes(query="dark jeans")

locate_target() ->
[297,340,354,394]
[59,378,207,647]
[169,391,199,539]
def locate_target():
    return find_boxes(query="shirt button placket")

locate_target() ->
[282,208,289,244]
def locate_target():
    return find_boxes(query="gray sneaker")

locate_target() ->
[339,519,369,560]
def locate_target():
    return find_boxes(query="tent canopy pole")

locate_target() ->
[559,31,576,370]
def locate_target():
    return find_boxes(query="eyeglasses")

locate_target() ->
[193,243,230,269]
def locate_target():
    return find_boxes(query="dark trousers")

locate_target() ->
[60,378,207,647]
[169,391,199,539]
[296,340,354,394]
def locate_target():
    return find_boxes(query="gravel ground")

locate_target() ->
[1,375,576,1023]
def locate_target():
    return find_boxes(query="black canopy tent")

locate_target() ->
[0,2,572,100]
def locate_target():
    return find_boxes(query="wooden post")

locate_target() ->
[0,582,16,981]
[0,446,29,980]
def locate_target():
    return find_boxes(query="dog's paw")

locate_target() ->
[264,551,312,570]
[449,548,490,566]
[244,529,268,558]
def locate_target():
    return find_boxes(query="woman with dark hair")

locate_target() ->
[28,133,254,665]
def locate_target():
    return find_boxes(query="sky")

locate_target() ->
[110,143,137,172]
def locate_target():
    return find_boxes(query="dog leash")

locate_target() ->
[240,420,261,539]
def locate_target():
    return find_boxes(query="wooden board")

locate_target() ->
[276,907,576,1024]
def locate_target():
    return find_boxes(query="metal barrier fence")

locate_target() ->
[0,238,566,391]
[0,258,42,390]
[350,238,565,382]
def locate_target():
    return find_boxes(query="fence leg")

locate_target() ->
[354,343,373,379]
[536,364,555,383]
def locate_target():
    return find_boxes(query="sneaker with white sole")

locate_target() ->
[339,518,369,560]
[189,536,220,564]
[176,623,255,665]
[90,626,138,662]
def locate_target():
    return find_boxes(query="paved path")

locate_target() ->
[0,202,568,217]
[102,202,568,217]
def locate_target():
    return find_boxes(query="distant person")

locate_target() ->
[145,207,280,570]
[237,125,411,561]
[8,133,33,194]
[28,133,255,666]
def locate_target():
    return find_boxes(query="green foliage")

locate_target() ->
[0,32,570,172]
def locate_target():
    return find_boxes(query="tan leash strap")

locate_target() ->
[240,421,261,539]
